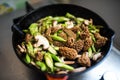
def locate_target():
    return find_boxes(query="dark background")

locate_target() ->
[0,0,120,80]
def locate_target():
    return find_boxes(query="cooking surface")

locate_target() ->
[0,0,120,80]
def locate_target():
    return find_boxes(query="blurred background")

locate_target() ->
[0,0,120,80]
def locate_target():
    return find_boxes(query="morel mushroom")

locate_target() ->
[77,52,91,67]
[94,33,108,48]
[59,47,78,60]
[73,39,84,52]
[35,52,44,61]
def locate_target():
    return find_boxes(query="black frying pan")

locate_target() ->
[12,3,114,80]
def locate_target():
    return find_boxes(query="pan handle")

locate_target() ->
[12,24,24,36]
[46,74,68,80]
[25,2,34,13]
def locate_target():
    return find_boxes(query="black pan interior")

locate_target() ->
[12,4,114,76]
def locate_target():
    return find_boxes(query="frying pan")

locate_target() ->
[12,3,114,80]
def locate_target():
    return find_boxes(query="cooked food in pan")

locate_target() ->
[17,13,108,74]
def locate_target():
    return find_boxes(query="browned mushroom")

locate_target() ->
[58,31,67,40]
[73,39,84,52]
[83,37,93,51]
[77,52,91,67]
[45,27,53,42]
[25,33,33,42]
[70,25,80,33]
[53,41,65,47]
[59,47,78,60]
[36,52,44,61]
[65,37,75,48]
[94,33,108,48]
[80,25,90,40]
[63,29,76,39]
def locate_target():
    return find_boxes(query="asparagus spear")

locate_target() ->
[51,34,66,42]
[29,23,38,36]
[25,53,31,64]
[50,54,62,62]
[55,62,74,70]
[26,42,34,57]
[36,61,47,71]
[48,45,57,55]
[44,53,54,72]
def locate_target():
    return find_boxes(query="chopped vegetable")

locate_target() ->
[88,47,93,58]
[29,23,38,36]
[25,54,31,64]
[50,54,62,62]
[91,44,96,53]
[88,25,99,33]
[48,45,57,55]
[44,53,54,72]
[36,61,47,71]
[51,34,66,42]
[53,17,69,22]
[55,62,74,70]
[66,13,76,19]
[26,42,34,57]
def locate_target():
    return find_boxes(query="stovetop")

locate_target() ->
[0,0,120,80]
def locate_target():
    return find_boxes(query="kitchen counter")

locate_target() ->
[0,0,120,80]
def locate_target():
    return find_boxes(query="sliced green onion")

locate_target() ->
[51,35,66,42]
[88,47,93,58]
[53,17,69,22]
[66,13,76,19]
[26,42,34,57]
[23,29,28,33]
[91,44,96,53]
[36,61,47,71]
[48,45,57,55]
[29,23,38,36]
[44,53,54,72]
[97,49,101,53]
[91,33,96,42]
[51,54,62,62]
[25,54,31,64]
[55,62,74,70]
